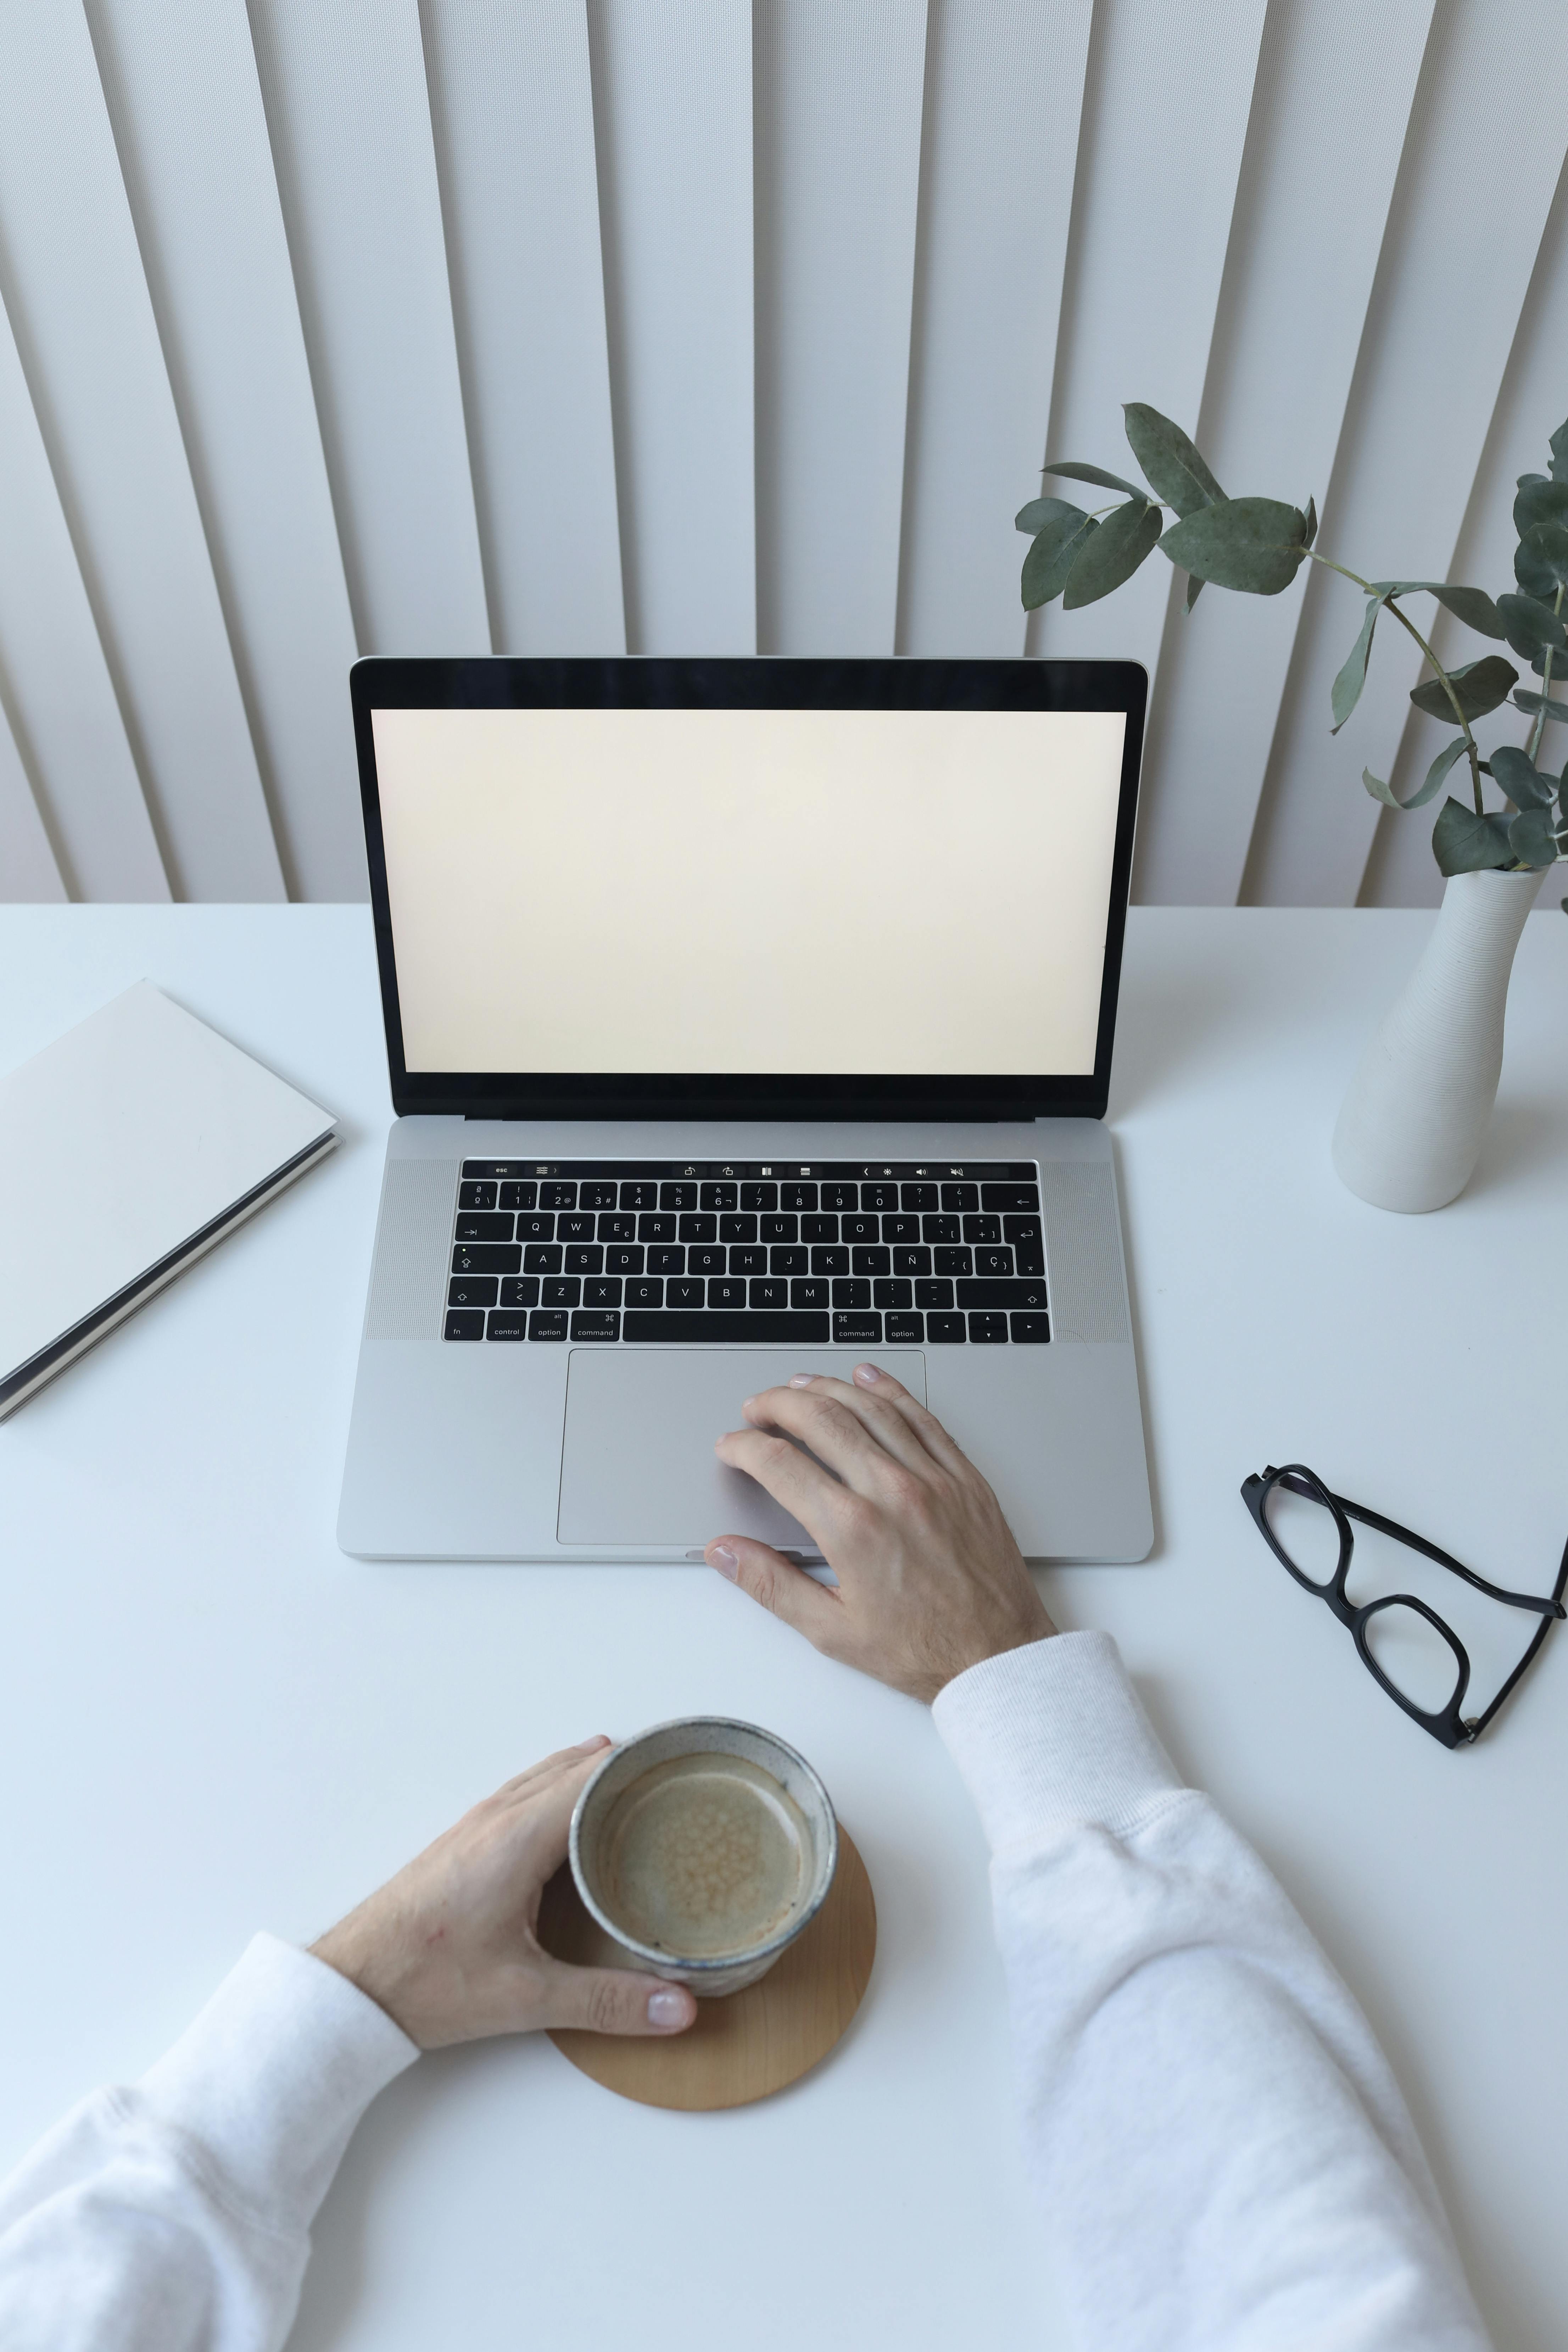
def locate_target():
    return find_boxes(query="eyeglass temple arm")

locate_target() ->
[1466,1531,1568,1738]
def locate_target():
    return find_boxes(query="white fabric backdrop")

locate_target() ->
[0,0,1562,908]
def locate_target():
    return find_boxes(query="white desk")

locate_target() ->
[2,905,1565,2352]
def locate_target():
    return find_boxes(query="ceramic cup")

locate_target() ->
[569,1717,838,1998]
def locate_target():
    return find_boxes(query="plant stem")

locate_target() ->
[1302,549,1486,812]
[1525,581,1564,768]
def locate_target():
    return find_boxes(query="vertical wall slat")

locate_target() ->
[1132,0,1436,906]
[896,0,1094,659]
[246,0,491,657]
[0,295,167,902]
[87,0,365,903]
[420,0,624,658]
[1025,0,1271,686]
[0,3,283,902]
[0,700,67,904]
[753,0,927,655]
[1243,0,1568,908]
[586,0,755,656]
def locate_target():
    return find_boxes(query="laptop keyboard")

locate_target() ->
[442,1159,1047,1347]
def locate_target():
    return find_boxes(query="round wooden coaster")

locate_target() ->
[539,1827,876,2111]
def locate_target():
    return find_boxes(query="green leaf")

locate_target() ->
[1120,404,1223,516]
[1432,798,1514,875]
[1184,570,1205,613]
[1408,653,1519,724]
[1158,497,1310,595]
[1550,418,1568,486]
[1021,510,1098,609]
[1508,807,1559,867]
[1015,495,1083,536]
[1303,496,1318,550]
[1039,458,1149,501]
[1514,474,1568,536]
[1332,598,1382,731]
[1367,580,1506,639]
[1513,686,1568,724]
[1061,499,1163,610]
[1361,736,1469,812]
[1489,743,1554,808]
[1514,522,1568,600]
[1496,590,1568,664]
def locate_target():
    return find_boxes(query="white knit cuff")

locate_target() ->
[138,1933,419,2224]
[932,1632,1184,1852]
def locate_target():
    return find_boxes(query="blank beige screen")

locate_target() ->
[374,705,1126,1075]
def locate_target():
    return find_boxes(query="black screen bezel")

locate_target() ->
[352,655,1146,1122]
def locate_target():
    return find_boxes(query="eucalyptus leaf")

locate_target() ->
[1361,736,1469,812]
[1062,499,1163,610]
[1514,522,1568,600]
[1015,495,1083,536]
[1489,743,1554,809]
[1040,458,1149,501]
[1408,654,1518,725]
[1184,570,1205,613]
[1367,580,1505,639]
[1158,497,1309,595]
[1496,590,1568,663]
[1332,598,1382,732]
[1513,686,1568,723]
[1514,474,1568,537]
[1508,807,1559,867]
[1432,797,1515,876]
[1304,496,1318,550]
[1021,510,1098,609]
[1121,404,1223,515]
[1550,417,1568,486]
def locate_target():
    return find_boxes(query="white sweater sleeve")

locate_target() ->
[0,1933,419,2352]
[932,1633,1492,2352]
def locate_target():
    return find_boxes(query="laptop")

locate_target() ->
[337,656,1153,1566]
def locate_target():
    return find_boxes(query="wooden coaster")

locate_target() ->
[540,1827,876,2111]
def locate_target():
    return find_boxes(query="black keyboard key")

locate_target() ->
[564,1244,604,1273]
[540,1181,577,1210]
[448,1274,498,1308]
[982,1183,1042,1211]
[741,1181,779,1211]
[660,1181,698,1210]
[701,1182,738,1211]
[770,1244,808,1274]
[749,1277,789,1309]
[941,1183,979,1211]
[792,1277,830,1308]
[882,1214,920,1244]
[833,1278,871,1309]
[529,1310,568,1340]
[679,1213,718,1243]
[581,1181,619,1211]
[969,1312,1008,1343]
[1014,1243,1046,1277]
[558,1211,596,1243]
[760,1214,798,1243]
[455,1212,513,1241]
[710,1277,746,1308]
[842,1213,878,1245]
[625,1277,664,1308]
[780,1181,817,1211]
[957,1277,1049,1309]
[1004,1214,1042,1245]
[444,1308,485,1340]
[885,1311,923,1342]
[874,1277,913,1309]
[486,1310,528,1340]
[719,1213,758,1242]
[893,1245,932,1277]
[802,1214,839,1243]
[902,1182,938,1210]
[523,1242,563,1273]
[811,1245,849,1276]
[462,1160,530,1178]
[667,1277,705,1309]
[934,1246,973,1275]
[584,1276,623,1306]
[453,1243,522,1273]
[730,1244,768,1275]
[648,1244,685,1274]
[823,1182,857,1211]
[1011,1312,1051,1343]
[606,1244,645,1274]
[639,1212,677,1241]
[861,1182,898,1212]
[974,1247,1014,1278]
[690,1244,725,1275]
[458,1180,497,1210]
[517,1212,556,1243]
[622,1310,830,1343]
[570,1311,620,1341]
[962,1214,1002,1244]
[926,1311,966,1343]
[923,1214,960,1243]
[620,1181,659,1210]
[915,1277,954,1308]
[498,1180,537,1211]
[599,1212,638,1242]
[499,1276,541,1308]
[542,1276,581,1306]
[833,1310,881,1345]
[852,1246,890,1277]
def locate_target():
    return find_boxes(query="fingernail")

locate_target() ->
[648,1988,690,2029]
[709,1543,738,1579]
[854,1362,883,1384]
[741,1394,757,1414]
[789,1373,814,1387]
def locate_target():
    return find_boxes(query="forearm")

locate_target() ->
[0,1935,418,2352]
[934,1635,1491,2352]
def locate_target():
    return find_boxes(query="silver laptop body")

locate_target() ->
[338,656,1153,1566]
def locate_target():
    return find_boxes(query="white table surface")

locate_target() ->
[1,904,1565,2352]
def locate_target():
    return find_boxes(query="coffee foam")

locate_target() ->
[594,1752,811,1959]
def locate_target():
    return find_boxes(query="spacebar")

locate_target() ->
[621,1311,830,1343]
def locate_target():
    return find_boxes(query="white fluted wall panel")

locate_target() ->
[0,702,65,905]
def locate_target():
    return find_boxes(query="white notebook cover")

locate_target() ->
[0,982,335,1392]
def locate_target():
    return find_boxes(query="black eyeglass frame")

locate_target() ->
[1240,1464,1568,1749]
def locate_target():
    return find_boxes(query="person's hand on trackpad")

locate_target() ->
[704,1363,1055,1702]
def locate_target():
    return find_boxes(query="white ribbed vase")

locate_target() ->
[1332,866,1546,1213]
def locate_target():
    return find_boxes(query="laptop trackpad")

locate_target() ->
[557,1349,928,1551]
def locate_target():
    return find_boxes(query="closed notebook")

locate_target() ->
[0,981,335,1419]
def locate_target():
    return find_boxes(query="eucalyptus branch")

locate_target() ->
[1300,549,1485,813]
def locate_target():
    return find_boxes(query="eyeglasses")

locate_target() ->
[1240,1465,1568,1748]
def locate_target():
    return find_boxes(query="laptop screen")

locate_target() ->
[372,703,1126,1079]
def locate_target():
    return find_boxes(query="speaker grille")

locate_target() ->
[1040,1161,1130,1344]
[363,1159,458,1341]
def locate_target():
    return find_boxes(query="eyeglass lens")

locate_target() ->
[1261,1478,1340,1588]
[1359,1603,1464,1717]
[1263,1478,1466,1718]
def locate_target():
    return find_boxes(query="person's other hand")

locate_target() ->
[311,1740,697,2049]
[705,1364,1055,1702]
